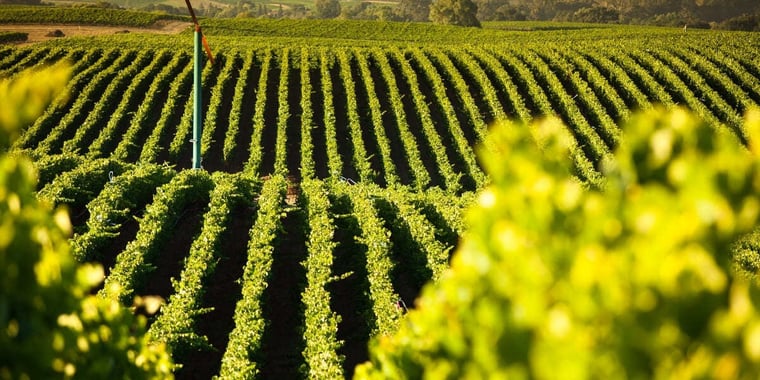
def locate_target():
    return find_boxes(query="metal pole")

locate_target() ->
[192,25,202,169]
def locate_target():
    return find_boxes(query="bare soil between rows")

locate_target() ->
[0,20,188,45]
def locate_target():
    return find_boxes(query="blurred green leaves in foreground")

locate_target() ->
[356,107,760,379]
[5,59,760,380]
[0,64,173,379]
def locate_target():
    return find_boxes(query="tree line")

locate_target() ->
[473,0,760,27]
[1,0,759,30]
[173,0,760,30]
[394,0,760,29]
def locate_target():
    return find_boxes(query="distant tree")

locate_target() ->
[290,4,309,17]
[474,0,527,21]
[691,0,760,22]
[718,13,760,31]
[399,0,431,21]
[494,5,528,20]
[473,0,505,21]
[342,2,402,20]
[571,6,620,23]
[650,11,692,26]
[373,5,402,20]
[473,0,759,24]
[140,4,184,15]
[340,2,366,19]
[196,3,223,17]
[315,0,340,18]
[429,0,480,27]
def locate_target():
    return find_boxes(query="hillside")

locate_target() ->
[2,15,760,379]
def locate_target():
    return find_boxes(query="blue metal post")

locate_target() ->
[192,26,202,169]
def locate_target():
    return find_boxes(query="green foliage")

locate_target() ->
[71,163,176,262]
[139,58,192,164]
[219,175,286,379]
[13,49,112,153]
[200,54,237,159]
[717,13,760,31]
[3,19,760,376]
[429,0,481,27]
[168,53,214,162]
[100,169,214,304]
[195,18,528,45]
[31,152,84,189]
[353,47,398,185]
[85,51,171,159]
[314,0,340,19]
[32,16,746,50]
[389,47,461,192]
[398,0,430,21]
[37,158,133,212]
[570,6,620,23]
[35,50,136,156]
[301,179,343,378]
[149,173,256,359]
[474,0,527,22]
[0,64,172,379]
[337,182,404,336]
[336,49,375,182]
[274,49,291,176]
[112,52,187,162]
[318,48,343,179]
[0,5,186,26]
[0,61,69,148]
[410,47,487,189]
[0,31,27,43]
[299,48,316,180]
[224,51,253,164]
[244,50,272,177]
[369,48,427,188]
[383,184,453,281]
[355,107,760,379]
[59,49,154,156]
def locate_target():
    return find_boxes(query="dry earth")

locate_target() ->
[0,20,188,45]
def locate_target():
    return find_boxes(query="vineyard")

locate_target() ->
[2,17,760,379]
[0,5,186,27]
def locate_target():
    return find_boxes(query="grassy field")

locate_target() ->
[2,10,760,379]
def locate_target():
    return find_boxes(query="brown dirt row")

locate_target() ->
[0,20,188,45]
